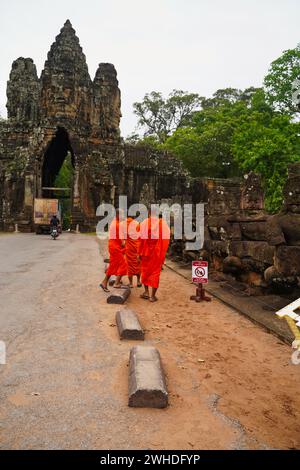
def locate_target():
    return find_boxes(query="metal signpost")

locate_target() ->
[190,260,211,302]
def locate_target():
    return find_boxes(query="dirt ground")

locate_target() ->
[100,237,300,450]
[0,233,299,449]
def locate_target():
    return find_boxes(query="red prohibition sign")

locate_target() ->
[195,267,205,278]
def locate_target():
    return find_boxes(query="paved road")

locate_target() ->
[0,233,138,449]
[0,233,299,450]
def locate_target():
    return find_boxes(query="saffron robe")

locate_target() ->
[124,217,141,276]
[106,218,128,277]
[139,216,170,288]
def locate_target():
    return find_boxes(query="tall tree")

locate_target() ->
[232,103,300,212]
[163,89,254,179]
[264,45,300,115]
[133,90,202,142]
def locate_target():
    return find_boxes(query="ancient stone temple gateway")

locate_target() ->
[0,20,188,232]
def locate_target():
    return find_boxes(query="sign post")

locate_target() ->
[190,260,211,302]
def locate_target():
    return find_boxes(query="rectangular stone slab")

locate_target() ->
[128,346,168,408]
[107,287,131,304]
[116,309,144,340]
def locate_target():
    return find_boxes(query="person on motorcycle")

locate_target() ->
[50,215,60,231]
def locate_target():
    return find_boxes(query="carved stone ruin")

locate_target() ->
[0,20,189,232]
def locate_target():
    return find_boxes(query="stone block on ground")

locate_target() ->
[116,309,144,340]
[107,287,131,304]
[128,346,168,408]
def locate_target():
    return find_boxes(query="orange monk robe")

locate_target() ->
[123,217,141,276]
[106,218,128,277]
[139,216,170,289]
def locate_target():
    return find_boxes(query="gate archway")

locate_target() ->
[42,127,75,196]
[41,127,75,229]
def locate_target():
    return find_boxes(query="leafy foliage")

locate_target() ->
[264,46,300,115]
[164,88,259,179]
[133,90,202,142]
[54,152,73,229]
[124,133,161,148]
[232,100,300,212]
[54,152,73,189]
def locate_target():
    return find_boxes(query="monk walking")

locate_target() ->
[138,210,170,302]
[100,209,128,292]
[124,216,142,288]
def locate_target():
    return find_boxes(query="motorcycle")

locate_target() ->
[51,227,59,240]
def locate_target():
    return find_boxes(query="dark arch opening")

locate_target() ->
[42,127,75,229]
[42,127,75,197]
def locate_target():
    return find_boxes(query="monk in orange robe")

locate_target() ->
[138,213,170,302]
[100,209,128,292]
[124,216,142,288]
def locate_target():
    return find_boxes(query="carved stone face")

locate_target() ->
[208,187,240,215]
[241,173,264,211]
[283,177,300,213]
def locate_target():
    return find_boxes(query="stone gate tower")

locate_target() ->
[0,20,189,231]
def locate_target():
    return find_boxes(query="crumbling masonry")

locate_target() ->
[169,167,300,293]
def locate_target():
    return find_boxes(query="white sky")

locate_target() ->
[0,0,299,136]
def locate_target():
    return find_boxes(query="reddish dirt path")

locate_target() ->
[100,239,300,450]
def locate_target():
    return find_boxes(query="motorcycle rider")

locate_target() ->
[50,214,60,233]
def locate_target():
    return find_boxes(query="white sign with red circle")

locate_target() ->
[192,261,208,284]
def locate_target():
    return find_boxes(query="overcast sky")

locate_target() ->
[0,0,299,136]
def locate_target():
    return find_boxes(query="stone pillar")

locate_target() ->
[92,63,121,141]
[7,58,40,122]
[23,173,35,228]
[73,167,81,209]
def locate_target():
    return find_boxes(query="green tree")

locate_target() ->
[232,112,300,212]
[54,152,73,229]
[124,133,161,149]
[163,88,254,178]
[162,127,218,176]
[264,46,300,115]
[133,90,202,142]
[54,152,73,189]
[200,87,260,109]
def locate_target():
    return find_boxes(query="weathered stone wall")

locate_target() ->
[168,165,300,294]
[201,172,273,289]
[264,164,300,291]
[123,145,190,207]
